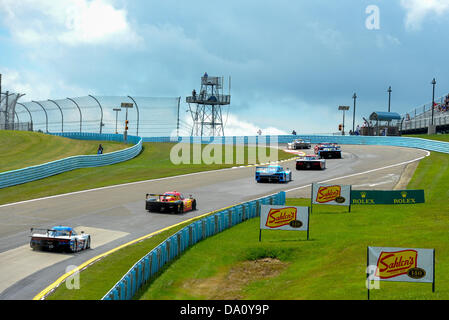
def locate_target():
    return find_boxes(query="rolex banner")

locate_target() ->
[368,247,435,284]
[312,183,351,206]
[352,190,425,205]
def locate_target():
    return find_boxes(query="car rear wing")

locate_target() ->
[146,193,193,200]
[146,194,167,200]
[30,228,55,234]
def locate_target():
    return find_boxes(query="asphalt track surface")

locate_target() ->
[0,144,429,300]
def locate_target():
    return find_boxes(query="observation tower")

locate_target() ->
[186,73,231,136]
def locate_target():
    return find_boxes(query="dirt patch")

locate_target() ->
[394,160,420,190]
[183,258,288,299]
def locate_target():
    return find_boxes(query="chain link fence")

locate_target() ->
[10,95,182,137]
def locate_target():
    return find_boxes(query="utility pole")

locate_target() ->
[339,106,350,136]
[387,86,392,134]
[431,78,436,126]
[387,86,392,113]
[113,108,121,134]
[121,102,133,143]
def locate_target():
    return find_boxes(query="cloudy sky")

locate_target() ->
[1,0,449,136]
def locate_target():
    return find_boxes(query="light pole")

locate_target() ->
[387,86,392,133]
[339,106,350,136]
[387,86,392,113]
[113,108,121,134]
[352,93,357,132]
[431,78,436,126]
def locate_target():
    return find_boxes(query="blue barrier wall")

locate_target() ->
[3,133,447,190]
[102,191,285,300]
[142,135,449,154]
[0,132,142,189]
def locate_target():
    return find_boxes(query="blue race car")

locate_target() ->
[255,165,292,183]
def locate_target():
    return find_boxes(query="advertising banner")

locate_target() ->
[260,205,309,240]
[368,247,434,283]
[312,183,351,207]
[352,190,425,205]
[366,246,435,300]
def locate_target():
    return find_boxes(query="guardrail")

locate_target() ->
[142,135,449,154]
[0,132,142,189]
[102,191,286,300]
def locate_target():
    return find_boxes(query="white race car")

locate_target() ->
[30,226,91,253]
[287,139,311,150]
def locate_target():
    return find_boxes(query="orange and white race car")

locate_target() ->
[145,191,197,214]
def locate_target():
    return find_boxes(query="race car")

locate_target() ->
[145,191,197,214]
[314,143,338,154]
[255,165,292,183]
[30,226,91,253]
[287,139,311,150]
[296,155,326,170]
[314,143,342,159]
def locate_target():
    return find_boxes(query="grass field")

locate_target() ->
[132,151,449,300]
[47,151,449,300]
[404,133,449,143]
[0,130,128,173]
[0,134,293,206]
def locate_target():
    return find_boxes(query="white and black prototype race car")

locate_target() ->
[296,155,326,170]
[287,139,311,150]
[30,226,91,253]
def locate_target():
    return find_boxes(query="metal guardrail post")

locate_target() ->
[16,103,33,128]
[48,99,64,132]
[31,101,48,133]
[88,95,104,134]
[127,95,140,136]
[66,98,83,133]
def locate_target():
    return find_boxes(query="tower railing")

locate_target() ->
[186,94,231,105]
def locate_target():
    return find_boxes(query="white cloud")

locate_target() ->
[401,0,449,30]
[0,67,85,101]
[180,112,288,137]
[0,0,142,46]
[223,113,289,136]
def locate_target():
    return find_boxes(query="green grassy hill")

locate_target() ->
[133,151,449,300]
[0,132,293,205]
[0,131,128,173]
[404,133,449,143]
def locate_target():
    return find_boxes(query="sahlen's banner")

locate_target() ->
[352,190,425,205]
[312,183,351,206]
[368,246,435,283]
[260,205,309,232]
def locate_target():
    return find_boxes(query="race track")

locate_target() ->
[0,144,429,299]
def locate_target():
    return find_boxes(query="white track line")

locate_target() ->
[284,150,430,193]
[0,157,298,209]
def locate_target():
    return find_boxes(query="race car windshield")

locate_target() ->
[49,230,71,237]
[162,194,178,200]
[257,167,280,173]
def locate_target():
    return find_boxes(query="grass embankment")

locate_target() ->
[134,152,449,300]
[0,130,127,173]
[405,133,449,143]
[45,146,291,300]
[48,152,449,300]
[0,133,293,206]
